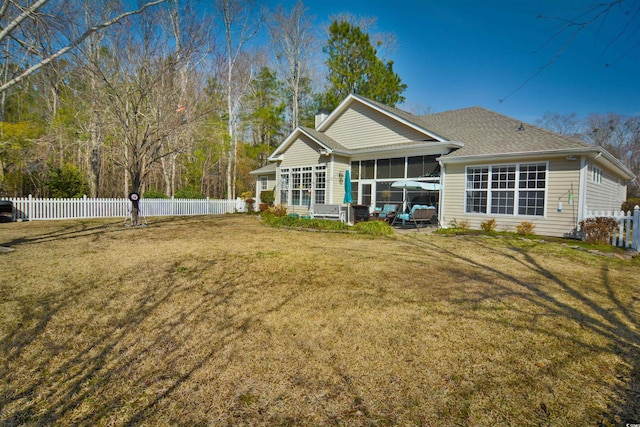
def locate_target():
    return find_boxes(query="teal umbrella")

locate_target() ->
[343,170,353,204]
[343,170,353,223]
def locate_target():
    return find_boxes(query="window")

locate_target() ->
[260,177,268,191]
[376,158,404,179]
[280,165,325,207]
[351,161,360,180]
[519,163,546,216]
[465,163,546,216]
[407,155,440,178]
[592,166,602,184]
[466,167,489,213]
[279,168,289,205]
[490,166,515,214]
[314,165,326,204]
[291,167,313,206]
[361,160,375,179]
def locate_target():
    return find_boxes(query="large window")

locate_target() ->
[279,165,326,206]
[466,163,546,216]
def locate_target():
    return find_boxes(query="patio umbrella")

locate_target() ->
[343,170,353,223]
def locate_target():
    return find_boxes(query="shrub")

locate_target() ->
[579,217,618,244]
[515,221,535,235]
[449,218,469,230]
[260,212,351,231]
[267,204,287,217]
[260,190,275,205]
[621,198,640,213]
[143,188,169,199]
[352,220,394,236]
[46,163,89,198]
[174,186,203,199]
[480,218,497,232]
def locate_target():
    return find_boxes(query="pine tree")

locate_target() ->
[321,20,407,112]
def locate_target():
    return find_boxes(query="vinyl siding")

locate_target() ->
[330,155,351,205]
[280,134,324,168]
[585,163,626,212]
[255,174,276,204]
[275,136,350,212]
[324,101,433,149]
[441,158,581,237]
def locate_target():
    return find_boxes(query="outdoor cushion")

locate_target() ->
[379,204,399,218]
[397,205,434,221]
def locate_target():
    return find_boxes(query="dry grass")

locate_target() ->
[1,215,639,426]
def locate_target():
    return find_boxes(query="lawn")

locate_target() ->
[1,215,639,426]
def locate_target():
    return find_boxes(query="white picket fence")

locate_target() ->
[1,195,246,221]
[584,205,640,251]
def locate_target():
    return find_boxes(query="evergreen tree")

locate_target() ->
[246,67,285,147]
[321,20,406,112]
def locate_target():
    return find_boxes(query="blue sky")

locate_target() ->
[267,0,640,123]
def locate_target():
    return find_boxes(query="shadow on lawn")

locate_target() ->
[0,216,216,248]
[403,235,640,425]
[0,247,296,426]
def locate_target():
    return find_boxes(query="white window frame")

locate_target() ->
[260,176,268,191]
[592,165,602,184]
[465,162,548,217]
[279,164,327,207]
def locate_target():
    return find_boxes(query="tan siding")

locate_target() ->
[441,158,581,237]
[325,102,432,149]
[330,156,351,205]
[585,164,626,212]
[281,134,325,168]
[255,174,276,204]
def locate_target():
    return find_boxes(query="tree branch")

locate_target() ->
[0,0,167,94]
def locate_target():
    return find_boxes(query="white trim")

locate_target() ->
[464,161,549,218]
[578,156,588,223]
[269,127,335,160]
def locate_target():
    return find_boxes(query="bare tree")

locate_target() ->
[85,5,206,224]
[213,0,260,199]
[0,0,168,95]
[268,1,315,131]
[538,111,640,198]
[535,112,583,138]
[584,113,640,196]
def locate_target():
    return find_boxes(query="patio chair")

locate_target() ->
[375,203,400,222]
[391,204,438,230]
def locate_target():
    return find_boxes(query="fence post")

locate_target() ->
[28,194,33,221]
[633,205,640,251]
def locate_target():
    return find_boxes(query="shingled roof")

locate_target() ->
[298,126,348,153]
[418,107,591,159]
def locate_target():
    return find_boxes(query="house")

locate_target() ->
[252,94,635,237]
